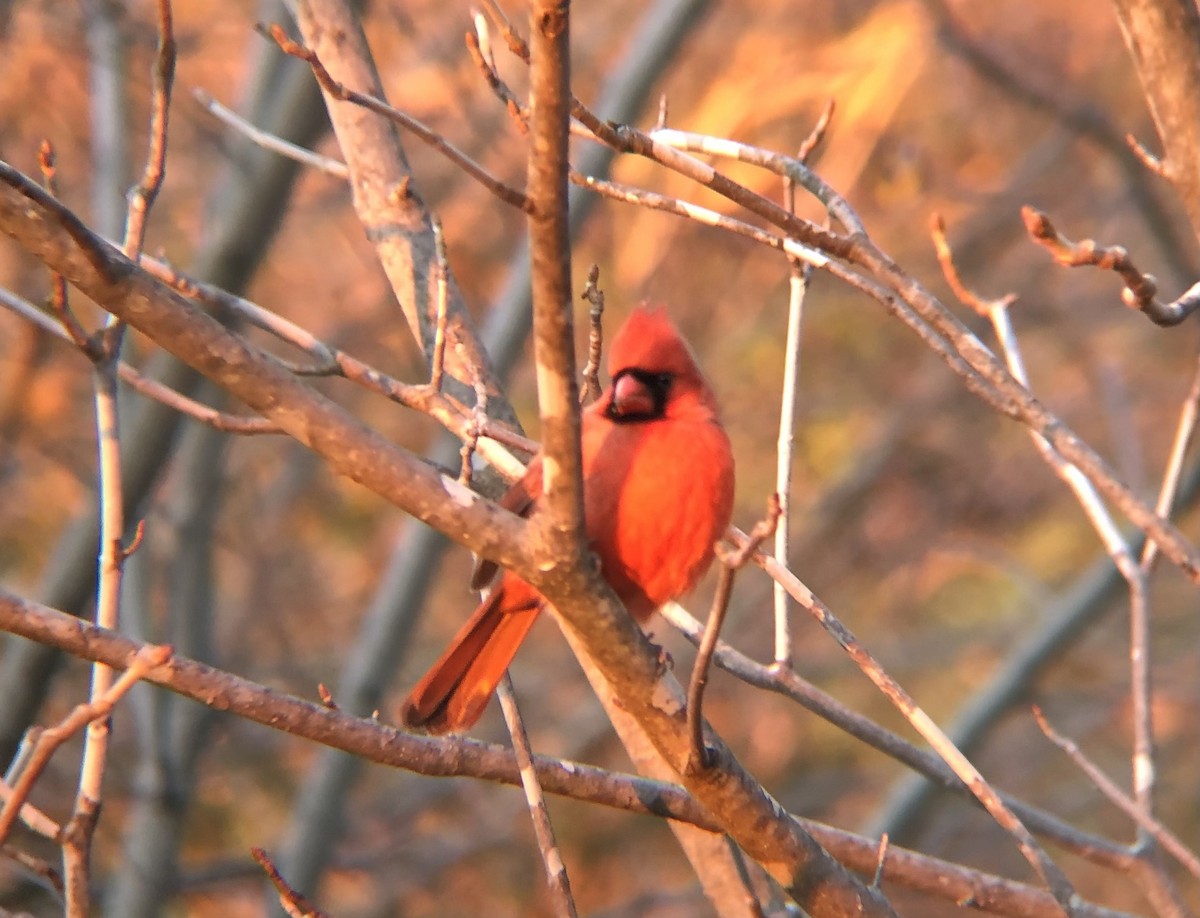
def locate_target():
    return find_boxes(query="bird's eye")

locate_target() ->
[654,372,673,389]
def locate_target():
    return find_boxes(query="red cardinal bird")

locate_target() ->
[400,306,735,733]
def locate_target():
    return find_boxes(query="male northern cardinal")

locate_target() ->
[400,306,735,733]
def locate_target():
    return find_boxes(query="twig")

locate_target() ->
[659,590,1154,874]
[872,833,891,889]
[192,87,349,178]
[252,847,330,918]
[578,265,604,405]
[1141,349,1200,572]
[0,776,59,842]
[687,496,779,770]
[0,283,281,434]
[573,171,827,268]
[772,331,799,661]
[920,0,1195,284]
[478,0,530,66]
[262,22,531,212]
[65,235,150,911]
[1032,707,1200,878]
[772,123,820,668]
[466,28,531,134]
[134,116,540,464]
[472,9,862,255]
[0,644,172,847]
[121,0,174,264]
[932,213,1133,564]
[130,254,525,470]
[428,217,450,392]
[796,97,836,164]
[65,13,177,874]
[37,141,93,354]
[1022,205,1200,327]
[497,675,580,918]
[2,844,64,898]
[459,348,491,487]
[1124,133,1171,180]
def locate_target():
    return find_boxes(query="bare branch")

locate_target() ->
[526,0,585,552]
[428,217,450,392]
[1110,0,1200,237]
[192,87,349,178]
[1125,132,1171,180]
[1022,205,1200,326]
[0,161,532,568]
[0,284,281,434]
[578,265,604,405]
[937,210,1161,846]
[121,0,175,263]
[253,847,330,918]
[262,22,531,213]
[796,97,836,163]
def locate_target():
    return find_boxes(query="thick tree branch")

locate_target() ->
[1110,0,1200,239]
[527,0,586,547]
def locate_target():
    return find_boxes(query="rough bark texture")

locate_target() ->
[1111,0,1200,238]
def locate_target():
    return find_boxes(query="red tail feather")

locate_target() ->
[399,577,541,733]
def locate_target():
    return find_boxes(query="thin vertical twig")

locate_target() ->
[37,142,91,353]
[64,358,129,916]
[578,265,605,405]
[64,5,174,913]
[1140,348,1200,573]
[497,675,580,918]
[428,217,450,392]
[121,0,174,264]
[773,170,812,669]
[770,104,831,669]
[872,833,891,889]
[772,266,804,665]
[459,346,491,487]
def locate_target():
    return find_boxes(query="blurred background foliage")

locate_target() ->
[0,0,1197,915]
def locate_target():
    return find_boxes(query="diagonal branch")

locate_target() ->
[0,161,528,573]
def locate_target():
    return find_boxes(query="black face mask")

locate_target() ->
[605,369,673,423]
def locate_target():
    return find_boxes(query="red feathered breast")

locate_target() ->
[581,411,735,620]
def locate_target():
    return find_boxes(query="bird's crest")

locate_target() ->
[607,304,701,380]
